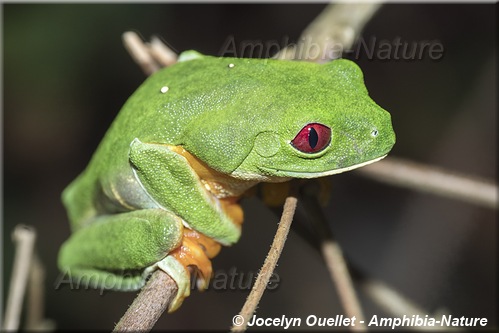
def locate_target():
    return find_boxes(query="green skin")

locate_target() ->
[58,51,395,311]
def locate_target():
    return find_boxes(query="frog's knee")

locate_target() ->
[129,209,185,256]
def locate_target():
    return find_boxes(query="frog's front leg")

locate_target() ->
[128,138,241,244]
[128,139,241,294]
[58,209,192,311]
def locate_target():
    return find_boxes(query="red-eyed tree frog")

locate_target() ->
[58,51,395,312]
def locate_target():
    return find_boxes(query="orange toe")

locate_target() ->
[170,229,222,290]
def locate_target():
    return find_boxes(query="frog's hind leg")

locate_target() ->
[58,208,225,311]
[57,209,188,305]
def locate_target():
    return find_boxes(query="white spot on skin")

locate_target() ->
[160,86,169,93]
[228,63,235,68]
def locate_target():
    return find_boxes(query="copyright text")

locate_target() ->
[232,314,488,329]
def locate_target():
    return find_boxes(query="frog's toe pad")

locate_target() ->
[157,256,191,312]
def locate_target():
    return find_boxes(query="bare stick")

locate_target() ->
[231,192,298,332]
[26,255,44,329]
[275,2,382,61]
[25,254,54,330]
[356,156,498,210]
[123,32,179,75]
[360,278,453,331]
[301,182,366,331]
[113,192,297,332]
[113,270,178,332]
[290,204,456,329]
[122,31,161,75]
[148,36,178,67]
[3,225,36,330]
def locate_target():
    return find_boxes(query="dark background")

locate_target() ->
[3,3,496,330]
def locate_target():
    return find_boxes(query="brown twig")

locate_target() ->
[122,31,161,75]
[300,182,367,331]
[113,190,298,332]
[231,189,298,332]
[275,2,382,61]
[122,31,178,75]
[359,278,452,331]
[290,214,450,329]
[148,35,178,67]
[25,254,55,330]
[113,270,178,332]
[356,156,498,210]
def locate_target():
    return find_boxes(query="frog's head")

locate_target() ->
[182,57,395,181]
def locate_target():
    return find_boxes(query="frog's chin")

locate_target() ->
[242,154,387,181]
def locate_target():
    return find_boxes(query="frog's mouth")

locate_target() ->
[257,154,387,179]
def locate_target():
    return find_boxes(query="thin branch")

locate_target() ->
[231,190,298,332]
[113,270,178,332]
[122,31,178,75]
[275,2,382,61]
[25,254,55,330]
[359,278,453,331]
[149,35,178,67]
[300,182,367,331]
[291,210,453,329]
[122,31,162,75]
[356,156,498,210]
[3,225,36,330]
[26,255,44,329]
[113,189,297,332]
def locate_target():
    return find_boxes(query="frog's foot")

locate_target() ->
[156,256,191,313]
[157,229,222,312]
[171,228,222,291]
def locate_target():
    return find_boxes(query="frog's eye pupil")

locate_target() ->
[291,123,331,154]
[309,127,318,149]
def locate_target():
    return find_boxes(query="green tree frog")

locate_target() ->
[58,51,395,312]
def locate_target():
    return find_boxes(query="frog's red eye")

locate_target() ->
[291,123,331,154]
